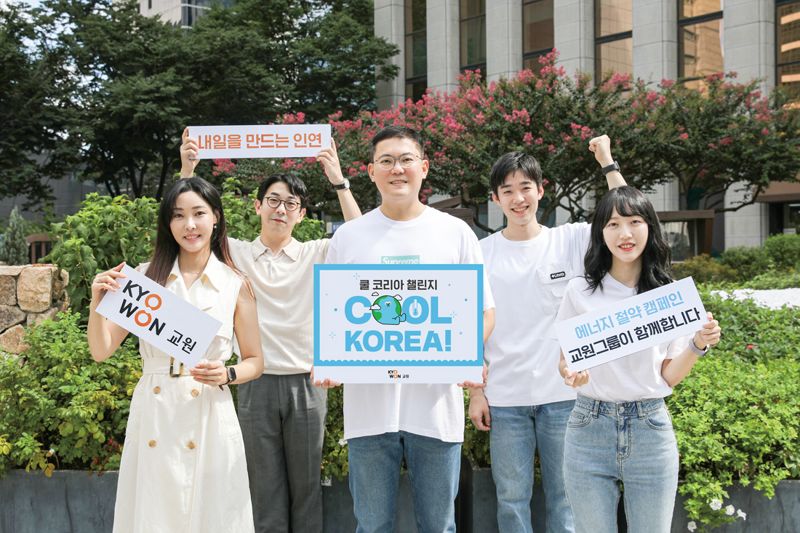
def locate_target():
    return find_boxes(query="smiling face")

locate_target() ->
[169,191,218,255]
[255,181,306,239]
[602,207,649,266]
[492,170,544,229]
[368,136,429,205]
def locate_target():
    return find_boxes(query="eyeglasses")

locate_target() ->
[374,154,422,170]
[264,196,301,211]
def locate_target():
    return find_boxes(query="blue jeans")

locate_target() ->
[563,395,679,533]
[347,431,461,533]
[489,401,575,533]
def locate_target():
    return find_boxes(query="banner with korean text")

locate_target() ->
[96,265,222,368]
[187,124,331,159]
[313,265,484,384]
[556,277,707,372]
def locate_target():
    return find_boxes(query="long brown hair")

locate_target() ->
[145,178,235,286]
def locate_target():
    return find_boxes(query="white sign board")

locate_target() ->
[556,277,707,372]
[314,265,485,384]
[187,124,331,159]
[96,265,222,368]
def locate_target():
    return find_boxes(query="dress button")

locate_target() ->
[187,441,196,450]
[619,406,625,414]
[153,386,161,394]
[191,389,200,398]
[148,440,157,448]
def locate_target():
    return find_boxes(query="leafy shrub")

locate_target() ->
[321,387,347,481]
[701,291,800,363]
[763,233,800,271]
[48,180,325,320]
[741,270,800,289]
[46,194,159,318]
[0,311,141,476]
[668,355,800,528]
[0,206,29,265]
[672,254,738,283]
[719,246,773,281]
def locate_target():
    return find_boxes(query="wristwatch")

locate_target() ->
[224,366,237,385]
[333,178,350,191]
[601,160,620,175]
[689,338,709,357]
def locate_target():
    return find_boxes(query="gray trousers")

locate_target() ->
[238,373,327,533]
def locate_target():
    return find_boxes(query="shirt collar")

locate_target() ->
[250,236,301,262]
[166,253,226,292]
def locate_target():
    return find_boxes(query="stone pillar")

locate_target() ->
[633,0,678,83]
[427,0,461,93]
[722,0,774,247]
[487,0,523,81]
[0,265,68,354]
[554,0,594,77]
[724,0,775,93]
[375,0,406,110]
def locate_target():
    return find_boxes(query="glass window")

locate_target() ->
[460,0,486,72]
[594,0,632,81]
[778,1,800,103]
[596,0,632,37]
[597,38,633,78]
[678,1,723,85]
[405,0,427,100]
[679,0,722,19]
[680,19,723,79]
[523,0,554,63]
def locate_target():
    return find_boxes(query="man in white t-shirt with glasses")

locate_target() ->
[322,125,495,533]
[471,135,625,532]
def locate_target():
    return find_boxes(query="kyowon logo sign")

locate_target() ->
[313,265,484,383]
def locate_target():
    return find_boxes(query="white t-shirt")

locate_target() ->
[481,223,589,406]
[556,274,689,402]
[326,207,495,443]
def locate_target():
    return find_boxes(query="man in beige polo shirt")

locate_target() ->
[180,129,360,533]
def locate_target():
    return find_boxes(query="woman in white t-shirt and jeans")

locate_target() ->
[556,186,721,533]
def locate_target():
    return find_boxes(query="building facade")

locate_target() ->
[375,0,800,251]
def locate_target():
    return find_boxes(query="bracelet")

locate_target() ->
[689,337,709,357]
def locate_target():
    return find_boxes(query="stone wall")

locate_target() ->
[0,265,69,354]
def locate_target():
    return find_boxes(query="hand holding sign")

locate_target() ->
[180,128,200,177]
[90,262,127,310]
[316,139,346,187]
[693,312,721,351]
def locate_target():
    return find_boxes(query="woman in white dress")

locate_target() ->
[88,177,264,533]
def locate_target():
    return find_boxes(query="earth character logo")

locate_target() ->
[369,294,406,325]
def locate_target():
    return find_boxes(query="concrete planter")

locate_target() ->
[3,468,797,532]
[468,468,800,532]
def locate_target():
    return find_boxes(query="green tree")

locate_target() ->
[0,206,29,265]
[0,3,75,208]
[629,74,800,212]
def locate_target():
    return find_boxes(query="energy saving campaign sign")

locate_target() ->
[313,265,484,383]
[556,277,708,372]
[95,265,222,368]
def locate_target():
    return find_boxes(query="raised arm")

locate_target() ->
[87,263,131,362]
[317,139,361,222]
[180,128,200,179]
[588,134,626,189]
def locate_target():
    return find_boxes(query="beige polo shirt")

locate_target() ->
[229,237,329,375]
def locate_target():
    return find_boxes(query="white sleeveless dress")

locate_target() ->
[112,254,254,533]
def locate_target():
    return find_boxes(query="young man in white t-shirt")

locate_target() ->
[323,126,495,533]
[471,136,625,532]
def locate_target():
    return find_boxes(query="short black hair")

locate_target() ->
[370,126,426,161]
[257,174,309,208]
[489,152,543,195]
